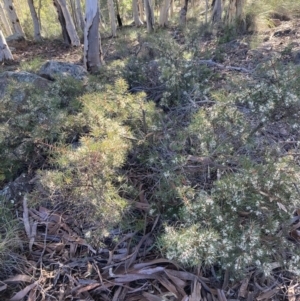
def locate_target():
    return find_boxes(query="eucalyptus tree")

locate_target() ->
[27,0,42,41]
[55,0,80,46]
[159,0,171,27]
[108,0,117,37]
[133,0,143,26]
[211,0,222,23]
[0,2,12,36]
[84,0,104,72]
[144,0,154,32]
[0,30,13,62]
[3,0,25,37]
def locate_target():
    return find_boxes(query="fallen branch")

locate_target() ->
[196,59,253,73]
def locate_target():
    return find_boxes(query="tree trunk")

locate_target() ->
[3,0,25,37]
[169,0,174,17]
[0,30,13,62]
[56,0,80,46]
[84,0,104,72]
[108,0,117,36]
[159,0,171,27]
[144,0,154,33]
[0,2,13,36]
[69,0,79,31]
[27,0,42,41]
[75,0,85,32]
[236,0,245,20]
[179,0,188,26]
[115,0,123,27]
[133,0,143,26]
[53,0,71,44]
[138,0,144,22]
[211,0,222,24]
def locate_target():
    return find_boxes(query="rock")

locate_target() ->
[293,51,300,64]
[0,71,51,101]
[39,60,88,81]
[0,173,33,203]
[6,33,25,42]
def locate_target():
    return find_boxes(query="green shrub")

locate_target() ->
[31,78,159,237]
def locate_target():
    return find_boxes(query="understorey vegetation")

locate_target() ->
[1,0,300,299]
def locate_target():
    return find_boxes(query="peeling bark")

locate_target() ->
[84,0,104,72]
[133,0,143,26]
[0,30,14,62]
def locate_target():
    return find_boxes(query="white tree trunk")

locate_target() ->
[3,0,25,37]
[211,0,222,24]
[0,2,13,36]
[69,0,79,30]
[159,0,170,27]
[0,30,13,62]
[56,0,80,46]
[133,0,143,26]
[144,0,154,33]
[84,0,104,72]
[108,0,117,37]
[169,0,174,17]
[27,0,42,41]
[138,0,144,22]
[75,0,85,32]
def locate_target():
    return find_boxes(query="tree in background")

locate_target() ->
[211,0,222,24]
[4,0,25,38]
[108,0,117,37]
[159,0,171,27]
[27,0,42,41]
[144,0,154,32]
[0,2,13,36]
[0,30,14,62]
[133,0,143,26]
[55,0,80,46]
[84,0,104,72]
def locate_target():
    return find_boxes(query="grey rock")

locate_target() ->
[0,71,51,101]
[0,173,33,203]
[39,60,88,81]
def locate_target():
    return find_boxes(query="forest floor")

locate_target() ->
[2,18,300,301]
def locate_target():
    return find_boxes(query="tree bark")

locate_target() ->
[0,30,13,62]
[69,0,79,31]
[75,0,85,32]
[159,0,171,27]
[133,0,143,26]
[179,0,188,26]
[84,0,104,72]
[108,0,117,36]
[115,0,123,27]
[56,0,80,46]
[27,0,42,41]
[3,0,25,37]
[0,2,13,36]
[53,0,71,45]
[144,0,154,33]
[211,0,222,24]
[138,0,144,22]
